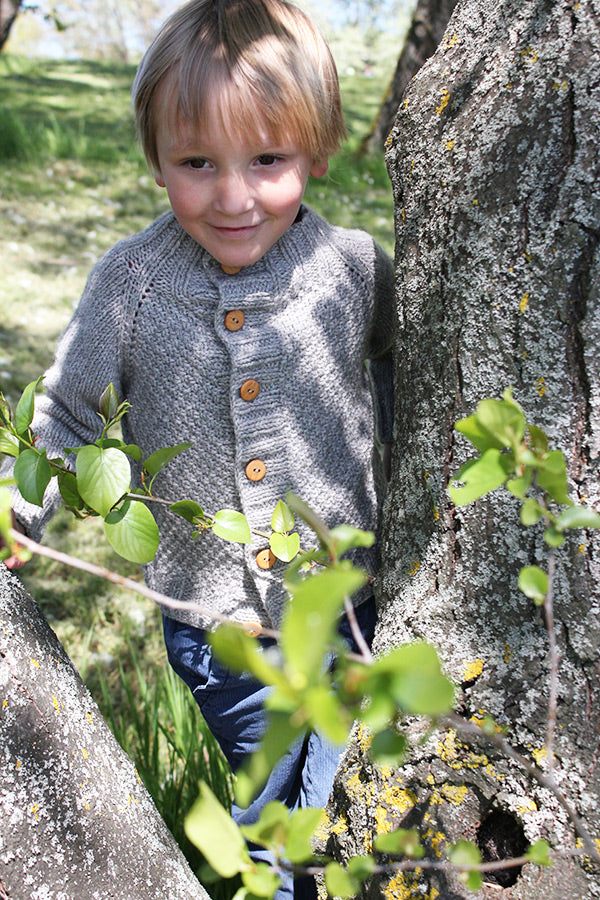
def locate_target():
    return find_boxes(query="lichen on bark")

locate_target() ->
[326,0,600,897]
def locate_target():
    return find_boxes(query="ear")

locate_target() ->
[310,159,329,178]
[154,169,166,188]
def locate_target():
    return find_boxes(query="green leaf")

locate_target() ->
[285,808,323,864]
[99,437,142,460]
[14,448,52,507]
[0,486,13,548]
[210,625,288,689]
[104,499,160,563]
[185,782,252,878]
[281,562,367,683]
[57,470,84,510]
[0,427,20,458]
[476,394,526,450]
[506,468,533,499]
[212,508,252,543]
[270,530,300,562]
[329,524,375,556]
[518,566,548,605]
[285,492,332,551]
[170,499,205,524]
[14,377,43,436]
[324,862,359,899]
[528,424,549,455]
[271,499,295,533]
[242,863,281,898]
[235,711,305,808]
[304,684,350,744]
[520,497,545,526]
[543,525,565,547]
[347,856,376,880]
[555,505,600,532]
[455,413,506,453]
[143,442,192,477]
[76,445,131,517]
[535,450,571,505]
[241,801,289,853]
[449,838,482,885]
[369,728,408,766]
[374,828,424,858]
[449,448,511,506]
[525,839,552,866]
[449,839,481,867]
[98,383,120,422]
[371,642,454,717]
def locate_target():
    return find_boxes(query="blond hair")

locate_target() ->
[132,0,346,171]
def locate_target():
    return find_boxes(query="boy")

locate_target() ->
[3,0,395,895]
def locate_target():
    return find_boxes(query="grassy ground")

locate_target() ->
[0,52,394,888]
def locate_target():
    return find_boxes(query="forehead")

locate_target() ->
[153,71,303,154]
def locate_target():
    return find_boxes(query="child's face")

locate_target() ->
[153,90,328,272]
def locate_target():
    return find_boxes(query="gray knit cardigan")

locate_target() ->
[6,206,395,630]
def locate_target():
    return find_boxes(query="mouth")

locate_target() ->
[212,223,261,239]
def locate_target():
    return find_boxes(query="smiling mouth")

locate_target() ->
[212,223,260,238]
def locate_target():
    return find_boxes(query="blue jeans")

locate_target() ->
[163,597,376,900]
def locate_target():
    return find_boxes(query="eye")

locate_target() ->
[255,154,282,167]
[186,157,210,169]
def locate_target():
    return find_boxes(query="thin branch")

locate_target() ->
[8,528,280,640]
[544,551,559,773]
[442,712,600,864]
[344,595,373,663]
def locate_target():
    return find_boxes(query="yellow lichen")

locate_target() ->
[436,89,450,115]
[579,543,586,555]
[384,871,440,900]
[52,695,60,713]
[444,32,459,49]
[445,139,455,151]
[536,377,546,397]
[503,643,512,664]
[408,559,420,576]
[462,659,484,682]
[520,292,529,313]
[531,746,547,766]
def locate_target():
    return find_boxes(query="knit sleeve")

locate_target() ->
[2,249,131,541]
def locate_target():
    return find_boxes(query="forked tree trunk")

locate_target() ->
[326,0,600,897]
[0,0,22,51]
[360,0,459,154]
[0,565,210,900]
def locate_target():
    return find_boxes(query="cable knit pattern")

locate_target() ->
[4,206,395,629]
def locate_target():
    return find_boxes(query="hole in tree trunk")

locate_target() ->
[476,809,528,887]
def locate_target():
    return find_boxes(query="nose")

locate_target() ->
[214,170,254,216]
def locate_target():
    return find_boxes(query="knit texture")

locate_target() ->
[4,206,395,629]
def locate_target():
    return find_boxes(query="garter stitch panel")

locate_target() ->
[4,206,395,630]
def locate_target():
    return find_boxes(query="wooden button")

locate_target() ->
[255,549,276,570]
[240,379,260,401]
[224,310,244,331]
[245,458,266,481]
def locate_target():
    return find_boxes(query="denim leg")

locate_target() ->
[162,597,377,899]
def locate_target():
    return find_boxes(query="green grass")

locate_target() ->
[0,52,394,891]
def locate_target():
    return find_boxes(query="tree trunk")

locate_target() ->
[359,0,459,154]
[326,0,600,897]
[0,0,22,51]
[0,565,210,900]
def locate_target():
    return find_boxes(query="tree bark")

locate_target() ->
[0,0,22,51]
[326,0,600,897]
[360,0,459,154]
[0,564,210,900]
